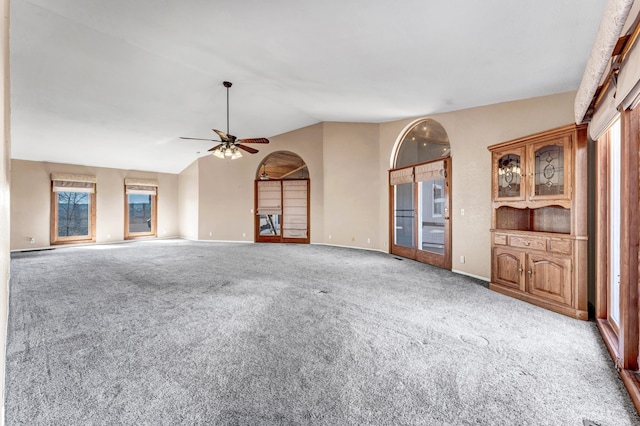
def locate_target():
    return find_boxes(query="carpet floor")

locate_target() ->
[5,239,640,425]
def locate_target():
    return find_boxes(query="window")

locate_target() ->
[50,173,96,244]
[390,118,451,269]
[124,178,157,239]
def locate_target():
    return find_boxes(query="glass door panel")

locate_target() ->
[394,182,414,248]
[418,178,445,255]
[609,120,621,330]
[534,145,564,196]
[497,153,523,198]
[259,214,281,236]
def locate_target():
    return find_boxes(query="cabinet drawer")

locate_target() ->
[510,235,546,251]
[494,234,508,245]
[548,238,572,255]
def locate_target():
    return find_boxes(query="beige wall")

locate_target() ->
[193,123,325,242]
[1,0,10,421]
[323,122,380,248]
[10,159,179,250]
[379,91,577,279]
[178,160,199,240]
[8,92,577,282]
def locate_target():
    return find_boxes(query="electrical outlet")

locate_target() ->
[209,231,212,237]
[367,238,371,243]
[28,237,35,244]
[242,233,246,237]
[460,255,465,264]
[460,208,465,216]
[329,234,332,239]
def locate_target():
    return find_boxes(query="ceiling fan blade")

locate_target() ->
[207,144,224,152]
[238,137,270,144]
[237,144,259,154]
[180,137,222,142]
[213,129,231,142]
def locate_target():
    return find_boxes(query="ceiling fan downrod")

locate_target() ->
[223,81,232,136]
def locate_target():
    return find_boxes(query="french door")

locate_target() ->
[595,108,639,400]
[255,179,310,244]
[389,158,452,269]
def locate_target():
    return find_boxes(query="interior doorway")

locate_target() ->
[389,119,452,269]
[254,151,310,244]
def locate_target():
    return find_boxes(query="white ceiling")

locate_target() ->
[10,0,607,174]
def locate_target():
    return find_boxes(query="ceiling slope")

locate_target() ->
[10,0,607,173]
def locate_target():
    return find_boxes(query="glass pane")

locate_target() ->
[418,179,445,254]
[57,191,90,237]
[395,119,450,168]
[259,214,281,236]
[534,145,564,196]
[394,183,414,248]
[497,154,522,198]
[609,120,621,326]
[128,194,153,233]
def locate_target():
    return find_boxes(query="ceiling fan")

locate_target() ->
[180,81,269,159]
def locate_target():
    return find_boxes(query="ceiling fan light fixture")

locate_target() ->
[181,81,270,159]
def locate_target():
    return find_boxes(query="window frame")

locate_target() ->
[50,181,96,245]
[124,180,158,240]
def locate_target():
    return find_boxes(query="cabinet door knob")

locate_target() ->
[524,241,530,246]
[518,266,523,274]
[528,269,533,277]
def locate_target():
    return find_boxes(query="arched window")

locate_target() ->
[395,118,450,168]
[390,119,452,269]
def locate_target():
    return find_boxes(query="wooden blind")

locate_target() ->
[389,167,414,185]
[282,180,308,238]
[257,181,282,215]
[414,160,445,182]
[51,173,96,193]
[125,178,158,195]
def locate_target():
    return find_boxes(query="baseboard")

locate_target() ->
[312,242,387,254]
[452,269,490,282]
[11,236,181,253]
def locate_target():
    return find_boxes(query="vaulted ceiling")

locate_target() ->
[10,0,607,174]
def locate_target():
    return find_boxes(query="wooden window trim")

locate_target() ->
[596,107,640,413]
[124,191,158,240]
[50,184,96,245]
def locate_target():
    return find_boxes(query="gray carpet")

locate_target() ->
[5,239,640,425]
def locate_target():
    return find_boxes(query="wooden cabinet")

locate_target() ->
[488,124,587,320]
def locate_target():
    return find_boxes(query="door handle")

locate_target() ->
[518,266,523,275]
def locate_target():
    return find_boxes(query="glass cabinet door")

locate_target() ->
[493,147,525,201]
[528,137,571,200]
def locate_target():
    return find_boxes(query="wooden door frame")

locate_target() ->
[389,157,452,270]
[254,179,310,244]
[595,108,640,411]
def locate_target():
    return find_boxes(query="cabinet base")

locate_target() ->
[489,283,588,320]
